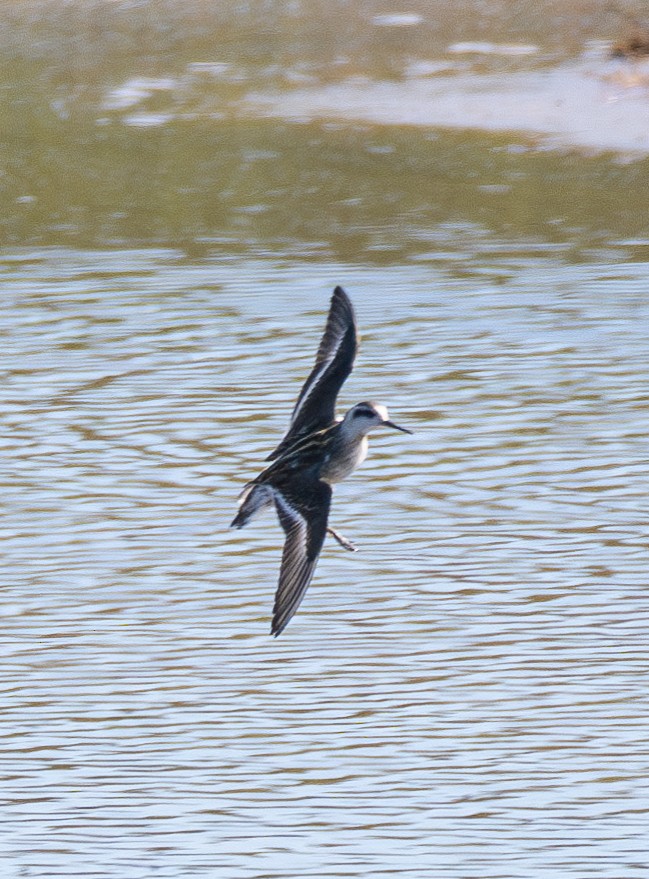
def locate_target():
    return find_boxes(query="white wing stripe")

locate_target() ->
[272,488,307,533]
[289,331,345,427]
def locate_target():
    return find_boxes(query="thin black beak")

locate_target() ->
[383,419,413,434]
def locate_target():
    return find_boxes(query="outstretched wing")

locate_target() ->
[270,478,332,636]
[267,286,358,460]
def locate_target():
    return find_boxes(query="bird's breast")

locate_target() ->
[320,436,368,484]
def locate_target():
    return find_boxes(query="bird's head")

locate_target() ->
[342,401,412,438]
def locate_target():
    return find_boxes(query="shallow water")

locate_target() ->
[4,0,649,257]
[2,247,649,877]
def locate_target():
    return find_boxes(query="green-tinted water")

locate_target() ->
[2,0,649,255]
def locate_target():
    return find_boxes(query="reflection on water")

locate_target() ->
[244,54,649,155]
[2,248,649,877]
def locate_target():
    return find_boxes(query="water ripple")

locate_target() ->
[1,248,648,878]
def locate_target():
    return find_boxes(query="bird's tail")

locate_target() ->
[230,483,274,528]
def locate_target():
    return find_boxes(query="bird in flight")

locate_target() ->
[231,286,411,636]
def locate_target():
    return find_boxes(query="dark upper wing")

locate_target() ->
[266,286,358,460]
[270,478,332,636]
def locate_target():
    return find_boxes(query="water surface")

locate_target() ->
[2,247,648,877]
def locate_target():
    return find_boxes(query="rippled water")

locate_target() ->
[2,246,648,877]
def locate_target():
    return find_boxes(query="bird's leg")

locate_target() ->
[327,527,358,552]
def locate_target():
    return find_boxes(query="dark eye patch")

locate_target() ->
[353,405,375,419]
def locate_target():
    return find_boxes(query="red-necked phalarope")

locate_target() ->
[231,286,411,636]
